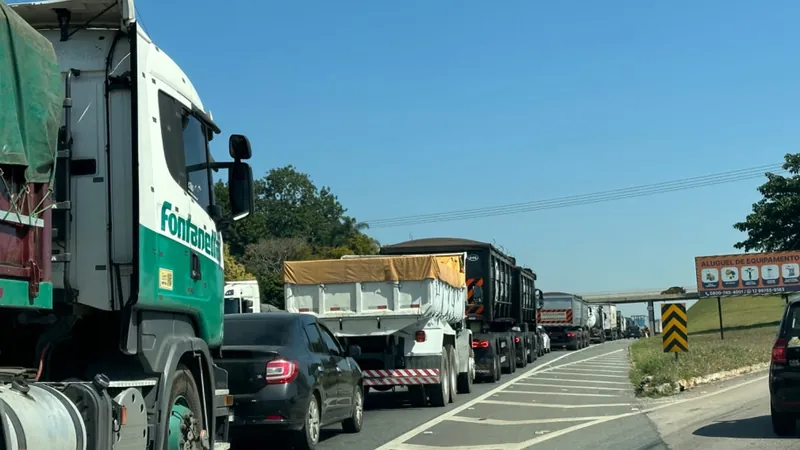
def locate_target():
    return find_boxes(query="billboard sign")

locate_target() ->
[695,251,800,297]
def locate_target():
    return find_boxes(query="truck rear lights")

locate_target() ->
[265,359,299,384]
[773,338,788,364]
[415,331,426,342]
[514,337,521,343]
[567,332,576,338]
[472,340,490,349]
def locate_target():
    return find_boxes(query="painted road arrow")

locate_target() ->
[661,303,688,353]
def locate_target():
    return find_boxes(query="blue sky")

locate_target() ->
[54,1,800,315]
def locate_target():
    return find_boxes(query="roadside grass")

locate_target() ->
[629,295,786,397]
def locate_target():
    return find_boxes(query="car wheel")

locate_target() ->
[771,406,796,436]
[294,393,321,450]
[342,385,364,433]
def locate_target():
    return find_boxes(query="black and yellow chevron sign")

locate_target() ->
[661,303,688,353]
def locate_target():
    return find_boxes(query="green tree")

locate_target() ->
[734,154,800,252]
[216,165,379,307]
[223,244,255,281]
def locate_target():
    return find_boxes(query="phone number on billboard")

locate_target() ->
[701,286,797,296]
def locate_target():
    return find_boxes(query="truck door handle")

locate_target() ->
[190,252,202,280]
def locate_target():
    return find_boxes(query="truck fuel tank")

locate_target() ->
[0,381,87,450]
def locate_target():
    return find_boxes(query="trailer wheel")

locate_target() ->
[428,348,449,407]
[166,365,204,450]
[527,343,535,364]
[409,386,426,407]
[456,353,473,394]
[447,346,458,403]
[517,343,528,369]
[502,341,515,374]
[486,354,499,382]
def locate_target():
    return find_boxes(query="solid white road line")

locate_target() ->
[481,400,633,408]
[532,377,630,385]
[513,381,629,391]
[373,347,622,450]
[498,390,619,397]
[545,371,628,378]
[560,367,629,374]
[446,416,610,425]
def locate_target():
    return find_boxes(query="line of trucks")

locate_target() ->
[279,237,624,407]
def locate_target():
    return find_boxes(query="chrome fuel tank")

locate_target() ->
[0,382,87,450]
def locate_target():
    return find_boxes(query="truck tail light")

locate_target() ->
[772,338,788,364]
[415,331,426,342]
[514,337,521,343]
[471,340,490,349]
[266,359,299,384]
[567,332,576,338]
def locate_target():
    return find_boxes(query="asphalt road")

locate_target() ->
[237,339,798,449]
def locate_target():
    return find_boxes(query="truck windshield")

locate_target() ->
[225,298,254,314]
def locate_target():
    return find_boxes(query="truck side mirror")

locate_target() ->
[472,285,483,302]
[229,162,254,221]
[535,289,544,309]
[229,134,252,160]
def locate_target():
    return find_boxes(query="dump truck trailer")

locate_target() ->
[380,238,541,382]
[511,266,544,367]
[284,253,475,407]
[0,1,256,448]
[539,293,590,350]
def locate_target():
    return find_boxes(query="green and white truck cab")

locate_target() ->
[0,0,254,448]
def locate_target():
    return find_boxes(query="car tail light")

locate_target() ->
[415,331,426,343]
[471,340,490,349]
[567,332,575,338]
[265,359,299,384]
[514,337,521,343]
[772,338,788,364]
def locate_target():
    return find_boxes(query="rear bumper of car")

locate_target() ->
[770,369,800,414]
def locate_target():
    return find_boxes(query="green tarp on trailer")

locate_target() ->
[0,0,62,184]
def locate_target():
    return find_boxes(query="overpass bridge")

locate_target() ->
[577,285,700,304]
[572,285,700,334]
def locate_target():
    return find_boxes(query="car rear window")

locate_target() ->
[782,304,800,343]
[223,317,292,346]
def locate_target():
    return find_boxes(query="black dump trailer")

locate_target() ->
[381,237,533,382]
[512,266,545,368]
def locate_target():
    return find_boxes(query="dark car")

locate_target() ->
[220,313,364,450]
[769,299,800,436]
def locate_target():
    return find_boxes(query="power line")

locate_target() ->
[366,163,784,228]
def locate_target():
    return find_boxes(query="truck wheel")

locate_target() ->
[447,346,458,403]
[428,348,449,407]
[503,344,515,374]
[166,366,204,450]
[409,386,426,407]
[517,343,527,368]
[527,344,535,364]
[490,355,501,382]
[456,354,473,394]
